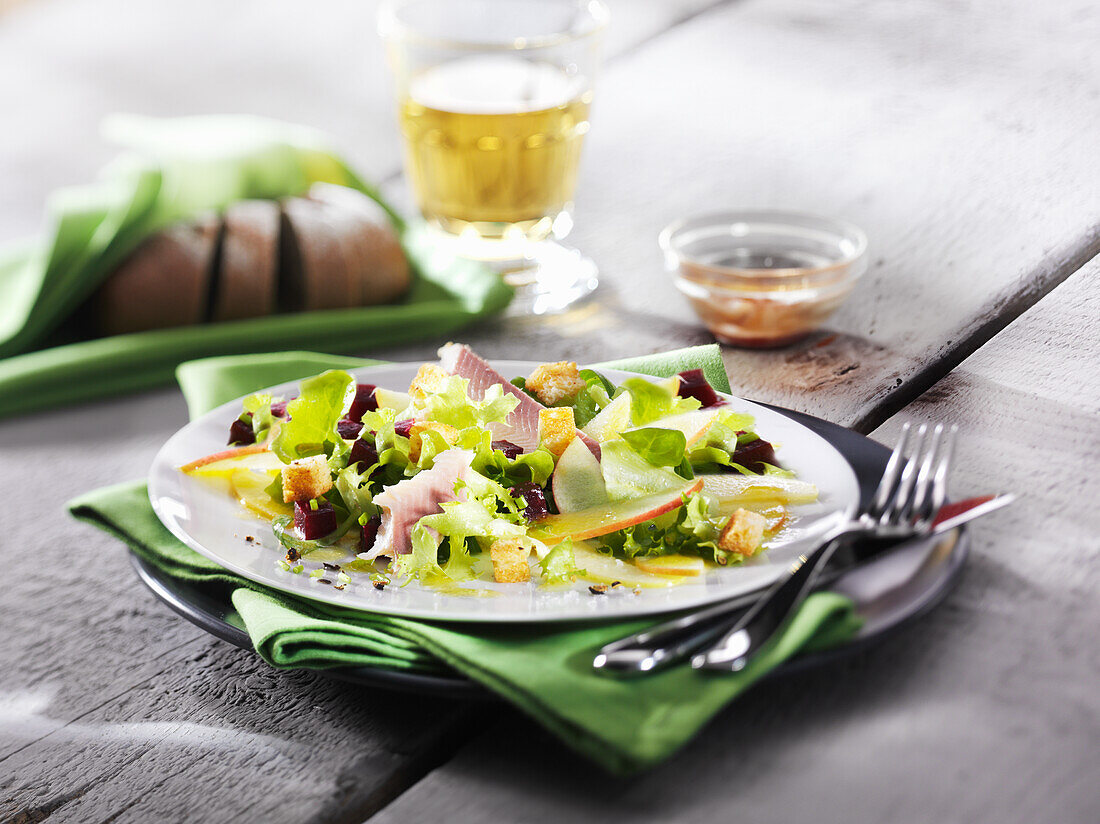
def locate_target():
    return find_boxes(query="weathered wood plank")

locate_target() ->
[376,0,1100,433]
[368,262,1100,824]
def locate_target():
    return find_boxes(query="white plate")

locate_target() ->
[148,361,860,623]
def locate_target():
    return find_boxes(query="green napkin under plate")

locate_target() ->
[68,345,861,774]
[0,115,511,420]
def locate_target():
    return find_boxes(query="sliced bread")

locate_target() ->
[94,215,220,335]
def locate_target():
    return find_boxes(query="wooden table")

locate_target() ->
[2,1,1097,821]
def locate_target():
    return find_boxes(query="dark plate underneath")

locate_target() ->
[130,406,968,698]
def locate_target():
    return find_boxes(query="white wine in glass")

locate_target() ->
[380,0,607,314]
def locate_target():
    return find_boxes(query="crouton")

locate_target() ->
[526,361,587,405]
[281,454,333,503]
[718,508,768,556]
[407,420,460,462]
[538,406,576,457]
[408,363,451,400]
[489,538,531,583]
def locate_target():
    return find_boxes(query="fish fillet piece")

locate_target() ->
[365,449,473,559]
[438,343,544,451]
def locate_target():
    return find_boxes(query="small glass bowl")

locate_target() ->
[659,210,868,348]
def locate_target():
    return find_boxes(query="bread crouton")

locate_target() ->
[718,508,768,556]
[281,454,333,503]
[538,406,576,457]
[490,538,531,583]
[526,361,587,405]
[408,364,451,400]
[407,420,460,462]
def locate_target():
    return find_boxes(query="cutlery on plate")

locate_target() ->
[693,422,957,673]
[593,423,1012,676]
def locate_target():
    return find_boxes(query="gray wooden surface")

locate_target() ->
[2,0,1098,822]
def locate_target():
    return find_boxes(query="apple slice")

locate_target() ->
[551,437,609,513]
[569,542,678,589]
[230,469,292,520]
[600,440,690,500]
[700,474,819,507]
[181,446,282,477]
[627,409,720,447]
[634,554,706,577]
[581,391,632,442]
[530,478,703,544]
[374,387,412,413]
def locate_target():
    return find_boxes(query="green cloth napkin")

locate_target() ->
[68,345,861,774]
[0,115,511,420]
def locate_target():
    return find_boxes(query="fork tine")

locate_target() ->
[920,425,957,528]
[881,424,928,526]
[868,422,911,518]
[904,423,945,521]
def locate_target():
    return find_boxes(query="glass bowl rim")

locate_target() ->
[658,209,869,280]
[378,0,610,51]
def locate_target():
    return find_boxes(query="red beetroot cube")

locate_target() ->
[337,419,364,440]
[294,500,338,540]
[360,515,382,554]
[511,482,549,521]
[270,400,289,418]
[730,437,778,473]
[492,440,524,459]
[676,369,723,408]
[348,437,379,470]
[228,416,255,446]
[348,384,378,422]
[394,419,415,438]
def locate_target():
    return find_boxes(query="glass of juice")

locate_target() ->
[379,0,608,314]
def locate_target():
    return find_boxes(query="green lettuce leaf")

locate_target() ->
[271,370,355,464]
[621,377,700,426]
[539,541,585,583]
[241,393,275,442]
[620,427,688,468]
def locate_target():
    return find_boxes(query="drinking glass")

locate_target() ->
[379,0,608,314]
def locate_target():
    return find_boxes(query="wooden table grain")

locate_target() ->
[1,1,1097,822]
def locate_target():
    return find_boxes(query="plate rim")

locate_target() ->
[148,360,862,623]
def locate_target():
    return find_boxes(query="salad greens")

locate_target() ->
[192,350,811,589]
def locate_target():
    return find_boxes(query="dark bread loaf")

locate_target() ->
[279,196,357,311]
[308,183,411,305]
[213,200,279,321]
[91,186,411,334]
[93,215,220,335]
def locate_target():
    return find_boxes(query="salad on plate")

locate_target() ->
[181,344,819,593]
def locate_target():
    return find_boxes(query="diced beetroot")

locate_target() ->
[294,500,338,540]
[270,400,289,418]
[348,383,379,422]
[228,416,255,446]
[337,419,364,440]
[394,419,415,438]
[359,515,382,554]
[348,437,379,470]
[511,482,550,521]
[730,436,778,474]
[676,369,723,408]
[492,440,524,459]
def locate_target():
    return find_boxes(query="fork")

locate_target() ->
[593,422,957,675]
